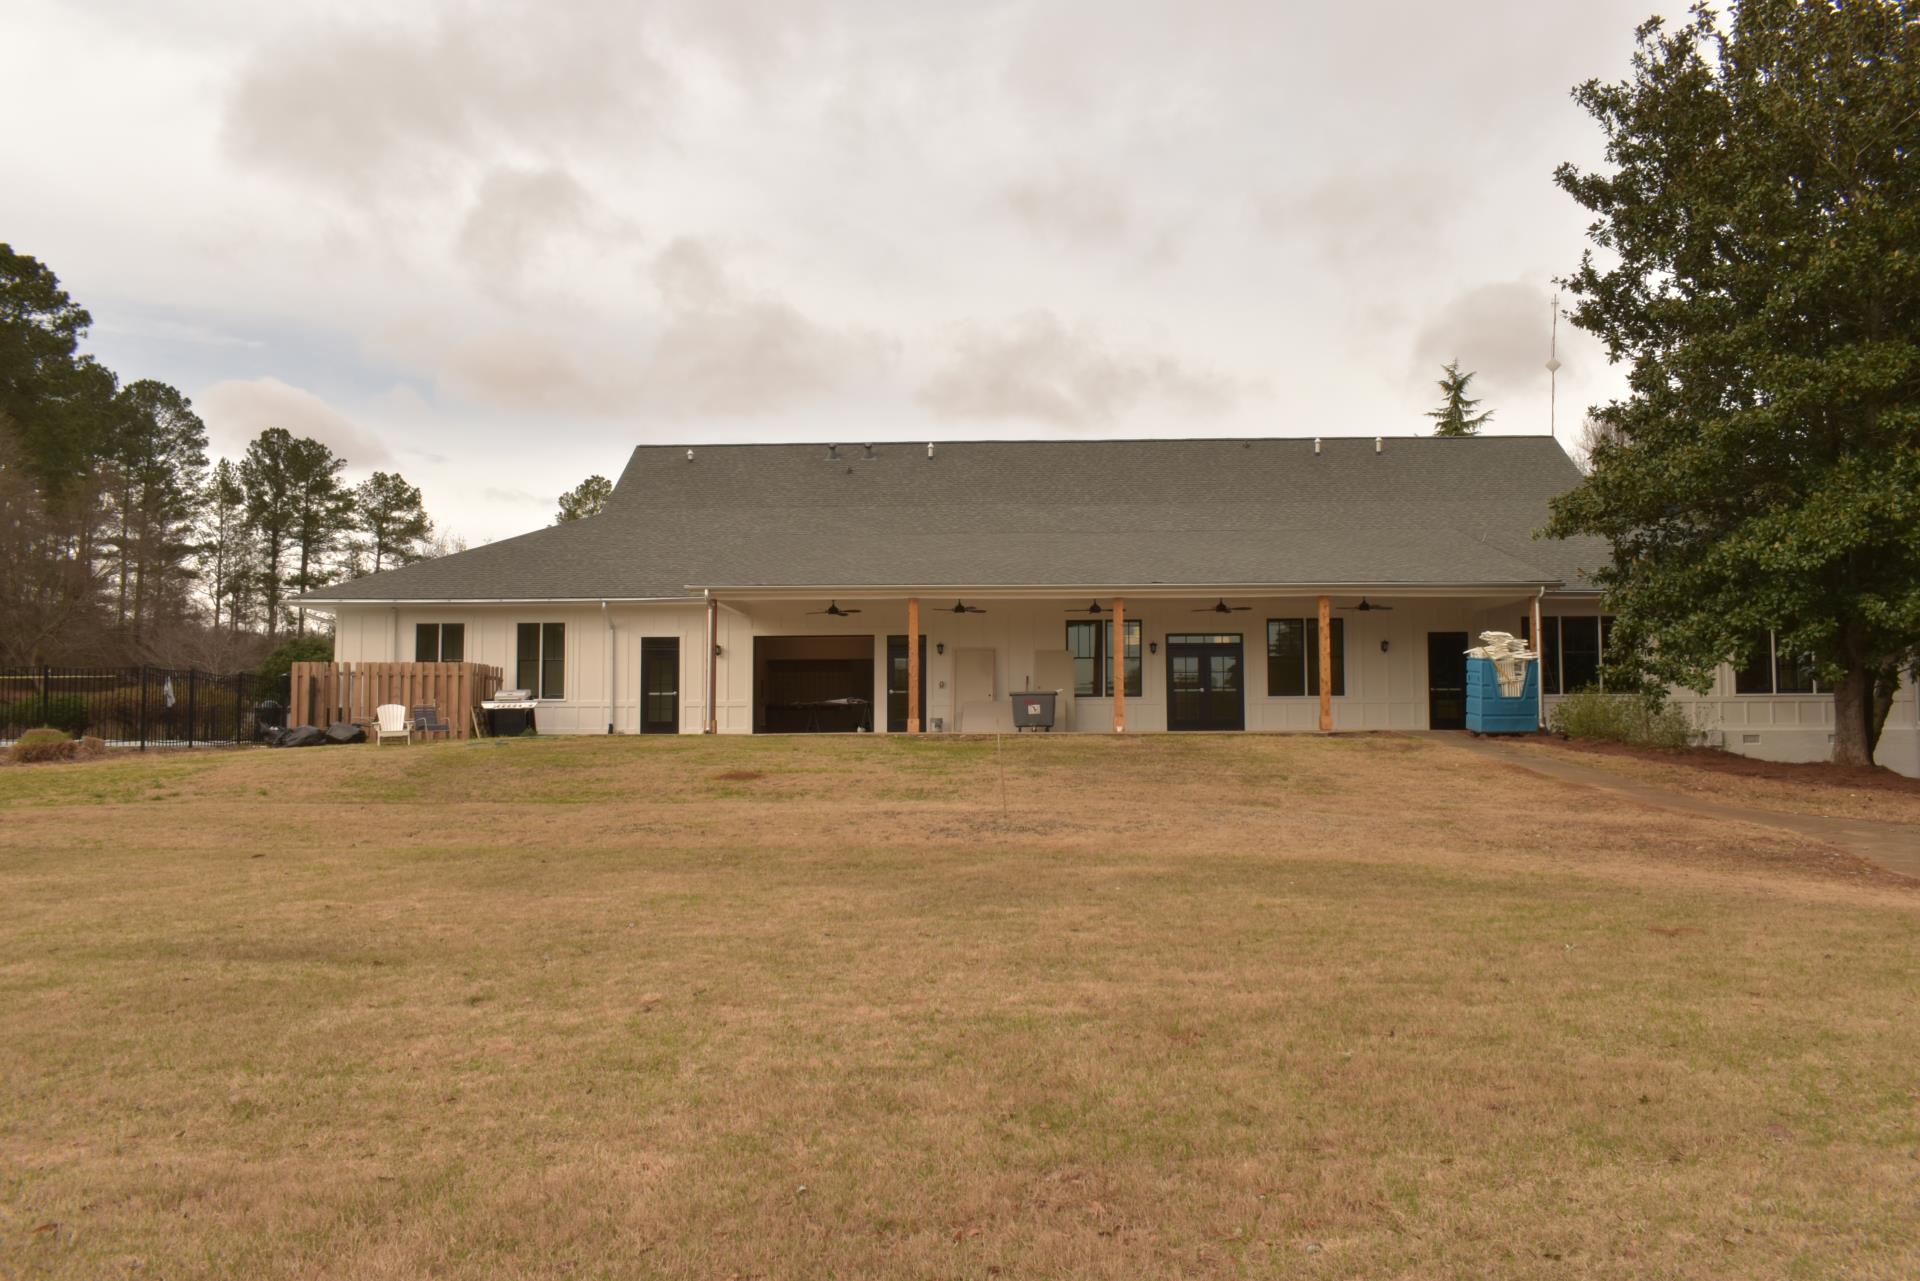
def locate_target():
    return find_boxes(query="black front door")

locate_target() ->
[640,637,679,734]
[886,635,927,733]
[1165,635,1245,731]
[1428,632,1468,730]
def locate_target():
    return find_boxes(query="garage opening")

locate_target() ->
[754,635,875,732]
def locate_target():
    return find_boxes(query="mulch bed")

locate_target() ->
[1526,734,1920,795]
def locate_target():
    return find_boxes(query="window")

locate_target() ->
[413,622,465,662]
[1533,615,1614,695]
[1065,619,1143,698]
[1267,617,1344,697]
[1734,631,1822,695]
[516,622,566,699]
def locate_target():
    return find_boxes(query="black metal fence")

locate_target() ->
[0,667,260,748]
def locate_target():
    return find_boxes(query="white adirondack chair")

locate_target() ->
[373,703,412,747]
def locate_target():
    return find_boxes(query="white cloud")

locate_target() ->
[195,376,393,465]
[918,311,1246,428]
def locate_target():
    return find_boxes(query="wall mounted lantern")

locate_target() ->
[935,642,945,655]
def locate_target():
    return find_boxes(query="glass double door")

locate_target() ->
[1165,634,1244,731]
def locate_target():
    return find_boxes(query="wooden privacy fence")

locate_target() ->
[289,662,503,739]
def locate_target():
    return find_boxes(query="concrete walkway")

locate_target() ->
[1438,734,1920,881]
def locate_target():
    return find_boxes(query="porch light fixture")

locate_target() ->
[1149,641,1158,655]
[1381,640,1390,653]
[935,642,945,655]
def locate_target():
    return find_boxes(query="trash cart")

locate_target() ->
[1465,639,1540,735]
[1009,689,1059,732]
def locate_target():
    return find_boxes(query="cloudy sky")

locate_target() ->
[2,0,1671,544]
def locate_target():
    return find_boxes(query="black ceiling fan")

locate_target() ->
[1192,598,1251,614]
[807,600,863,617]
[1337,598,1395,612]
[942,600,988,614]
[1065,601,1108,615]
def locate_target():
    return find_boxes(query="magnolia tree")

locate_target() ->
[1547,0,1920,766]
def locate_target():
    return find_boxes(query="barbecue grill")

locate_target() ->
[480,689,538,736]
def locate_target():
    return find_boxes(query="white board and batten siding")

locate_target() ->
[325,595,1920,776]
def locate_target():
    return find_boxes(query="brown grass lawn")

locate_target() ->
[1518,737,1920,827]
[1,733,1916,1280]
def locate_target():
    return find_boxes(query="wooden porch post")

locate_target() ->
[907,597,921,733]
[1317,594,1333,732]
[1112,597,1126,732]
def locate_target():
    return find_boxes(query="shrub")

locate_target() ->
[1549,688,1698,749]
[11,727,77,763]
[1,693,89,735]
[75,736,106,759]
[259,634,333,682]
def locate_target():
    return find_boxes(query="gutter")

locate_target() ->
[296,595,691,606]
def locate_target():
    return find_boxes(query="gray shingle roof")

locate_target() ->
[301,436,1609,602]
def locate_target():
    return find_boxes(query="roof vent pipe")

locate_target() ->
[1375,436,1383,453]
[1313,437,1321,455]
[827,443,838,460]
[926,442,935,458]
[863,443,875,459]
[686,448,694,462]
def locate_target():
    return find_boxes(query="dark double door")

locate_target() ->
[640,637,679,734]
[1427,631,1468,730]
[1166,635,1244,732]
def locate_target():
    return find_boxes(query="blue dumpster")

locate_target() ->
[1466,656,1539,734]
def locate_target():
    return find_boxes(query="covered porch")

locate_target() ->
[695,587,1549,735]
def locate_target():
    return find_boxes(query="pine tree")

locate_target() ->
[555,474,612,523]
[352,471,433,575]
[1425,361,1493,437]
[198,458,256,631]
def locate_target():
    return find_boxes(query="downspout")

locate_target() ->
[391,606,400,661]
[602,600,614,735]
[705,589,719,734]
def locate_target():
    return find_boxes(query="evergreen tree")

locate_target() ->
[351,471,433,574]
[1546,0,1920,766]
[555,474,612,523]
[241,428,346,637]
[101,380,208,642]
[285,439,350,634]
[1425,361,1493,437]
[199,458,257,632]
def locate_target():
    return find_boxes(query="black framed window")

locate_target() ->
[1734,630,1822,694]
[1535,615,1615,695]
[1067,620,1101,697]
[1267,617,1344,697]
[414,622,465,663]
[516,622,566,699]
[1064,619,1142,697]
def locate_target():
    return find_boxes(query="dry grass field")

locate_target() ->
[2,733,1916,1280]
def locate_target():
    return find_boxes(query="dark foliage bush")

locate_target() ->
[257,634,334,700]
[1,693,89,735]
